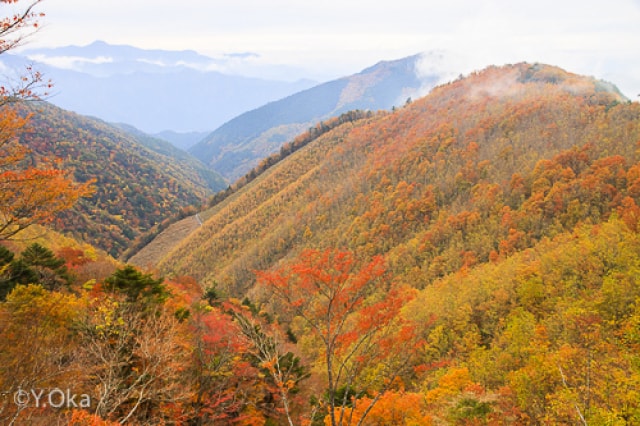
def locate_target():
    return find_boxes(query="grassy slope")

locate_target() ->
[128,215,201,269]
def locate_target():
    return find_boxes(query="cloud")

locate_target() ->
[20,0,640,97]
[407,0,640,99]
[26,54,113,71]
[224,52,260,59]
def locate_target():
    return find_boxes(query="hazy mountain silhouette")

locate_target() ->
[190,54,440,179]
[5,41,317,133]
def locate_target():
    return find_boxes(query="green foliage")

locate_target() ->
[174,306,191,322]
[0,245,13,264]
[104,265,168,305]
[449,398,493,423]
[285,327,297,343]
[0,246,20,300]
[0,243,72,299]
[241,296,259,316]
[202,282,220,306]
[325,385,367,408]
[20,243,72,290]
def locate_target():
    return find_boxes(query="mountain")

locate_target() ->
[152,130,210,151]
[112,123,226,191]
[6,41,317,133]
[22,40,223,76]
[189,53,438,180]
[125,64,640,421]
[15,101,226,257]
[132,63,636,295]
[8,63,640,424]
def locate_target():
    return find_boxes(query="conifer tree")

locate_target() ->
[20,242,71,290]
[104,265,168,305]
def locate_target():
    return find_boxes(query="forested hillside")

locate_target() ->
[5,62,640,425]
[112,122,226,191]
[124,62,640,423]
[156,63,636,294]
[128,109,373,267]
[15,102,223,257]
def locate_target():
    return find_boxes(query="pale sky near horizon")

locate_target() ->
[14,0,640,98]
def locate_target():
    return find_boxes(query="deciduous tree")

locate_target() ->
[0,284,83,424]
[232,308,308,426]
[0,0,93,240]
[76,295,191,424]
[257,248,419,426]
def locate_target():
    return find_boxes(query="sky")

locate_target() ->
[14,0,640,98]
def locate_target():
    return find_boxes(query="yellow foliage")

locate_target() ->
[425,367,473,404]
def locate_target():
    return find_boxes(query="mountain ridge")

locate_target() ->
[8,62,640,424]
[189,53,436,180]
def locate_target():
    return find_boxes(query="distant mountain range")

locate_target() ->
[151,130,210,151]
[4,42,448,181]
[190,54,440,180]
[4,41,317,133]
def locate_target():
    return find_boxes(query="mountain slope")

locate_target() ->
[16,101,223,257]
[114,63,640,423]
[128,110,372,267]
[138,63,638,298]
[112,123,226,191]
[189,54,436,180]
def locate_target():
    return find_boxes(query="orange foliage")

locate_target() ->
[57,246,91,268]
[257,249,415,354]
[0,106,94,239]
[425,367,474,404]
[326,390,433,426]
[67,410,120,426]
[258,248,420,426]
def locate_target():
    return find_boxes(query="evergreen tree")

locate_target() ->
[104,265,168,305]
[0,246,40,300]
[20,243,72,291]
[0,246,13,266]
[0,246,17,300]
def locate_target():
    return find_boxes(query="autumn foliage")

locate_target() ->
[0,1,93,240]
[257,249,420,425]
[0,245,298,424]
[0,106,94,239]
[4,26,640,423]
[142,63,640,424]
